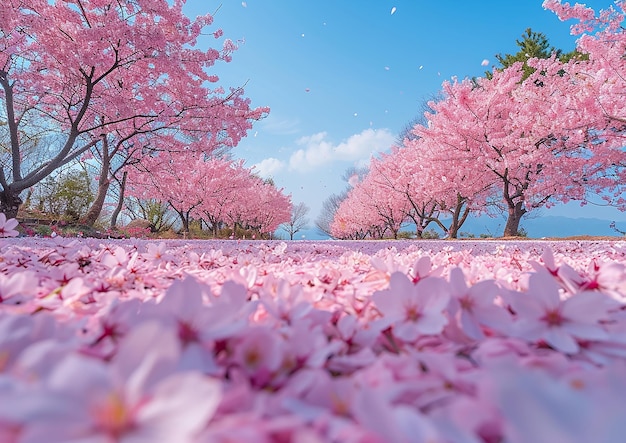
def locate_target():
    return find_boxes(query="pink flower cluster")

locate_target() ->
[1,237,626,442]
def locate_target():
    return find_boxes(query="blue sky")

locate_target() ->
[184,1,625,237]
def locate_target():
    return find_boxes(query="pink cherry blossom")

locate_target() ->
[0,213,19,238]
[508,271,613,354]
[372,271,451,342]
[448,267,512,340]
[1,236,626,442]
[231,326,283,386]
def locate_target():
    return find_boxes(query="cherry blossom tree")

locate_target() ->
[544,0,626,207]
[127,152,203,233]
[415,58,607,237]
[197,161,253,237]
[225,175,292,237]
[330,186,377,239]
[331,168,409,240]
[369,143,492,239]
[128,151,232,234]
[0,0,267,219]
[127,151,290,237]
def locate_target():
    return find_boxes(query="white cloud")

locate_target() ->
[253,157,285,178]
[288,128,395,172]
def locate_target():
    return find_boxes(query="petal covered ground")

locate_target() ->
[1,238,626,442]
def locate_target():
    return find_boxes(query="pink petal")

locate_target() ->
[562,291,612,323]
[543,328,579,354]
[419,278,450,312]
[113,322,180,399]
[527,273,562,310]
[416,312,449,335]
[137,373,221,436]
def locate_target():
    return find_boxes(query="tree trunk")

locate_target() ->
[80,137,111,227]
[173,206,190,233]
[110,171,127,229]
[0,188,23,219]
[447,194,471,239]
[503,201,526,237]
[181,215,190,233]
[80,177,110,227]
[448,222,459,239]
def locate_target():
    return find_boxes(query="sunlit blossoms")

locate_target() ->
[2,237,626,442]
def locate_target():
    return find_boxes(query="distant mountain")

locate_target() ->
[445,215,622,238]
[523,216,622,238]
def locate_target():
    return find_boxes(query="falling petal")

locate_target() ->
[419,65,423,70]
[241,1,247,7]
[254,131,258,137]
[481,59,489,66]
[301,33,305,37]
[354,113,358,117]
[390,6,397,15]
[305,88,310,92]
[384,66,390,71]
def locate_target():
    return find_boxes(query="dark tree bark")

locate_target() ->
[0,187,23,219]
[110,171,127,229]
[503,201,526,237]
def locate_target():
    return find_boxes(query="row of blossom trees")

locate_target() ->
[331,1,626,239]
[126,151,292,236]
[1,0,267,224]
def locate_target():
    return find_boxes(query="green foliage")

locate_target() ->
[32,169,94,222]
[486,28,587,81]
[459,231,476,239]
[32,224,53,237]
[421,229,441,239]
[397,230,414,239]
[187,220,211,239]
[125,197,176,233]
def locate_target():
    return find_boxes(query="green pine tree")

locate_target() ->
[487,28,586,81]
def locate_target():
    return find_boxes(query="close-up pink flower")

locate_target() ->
[372,271,451,342]
[448,267,512,340]
[508,271,614,354]
[0,213,19,238]
[24,322,221,443]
